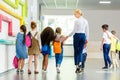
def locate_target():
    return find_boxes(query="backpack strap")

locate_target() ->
[105,31,111,39]
[34,32,38,37]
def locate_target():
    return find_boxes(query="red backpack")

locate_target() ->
[25,32,32,48]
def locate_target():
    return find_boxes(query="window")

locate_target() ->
[42,15,76,44]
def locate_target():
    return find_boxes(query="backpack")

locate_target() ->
[53,41,62,54]
[26,32,32,48]
[13,56,18,69]
[116,40,120,51]
[41,44,49,55]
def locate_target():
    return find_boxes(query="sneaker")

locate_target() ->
[56,68,60,73]
[102,67,108,69]
[42,69,47,73]
[16,69,20,73]
[109,64,113,69]
[43,70,47,73]
[109,64,113,68]
[78,65,83,73]
[78,68,83,73]
[20,70,24,73]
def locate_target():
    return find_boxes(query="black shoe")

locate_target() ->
[75,68,80,73]
[109,63,112,68]
[77,65,83,73]
[16,69,20,74]
[102,67,108,69]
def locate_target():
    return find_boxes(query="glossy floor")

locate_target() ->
[0,57,120,80]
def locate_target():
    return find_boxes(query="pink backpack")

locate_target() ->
[13,56,18,68]
[25,32,32,48]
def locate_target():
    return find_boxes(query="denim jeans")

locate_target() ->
[73,33,86,65]
[103,44,112,67]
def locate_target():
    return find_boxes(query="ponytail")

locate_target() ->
[20,25,27,44]
[23,31,26,44]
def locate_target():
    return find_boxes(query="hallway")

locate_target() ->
[0,57,120,80]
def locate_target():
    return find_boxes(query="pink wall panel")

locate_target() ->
[0,14,13,36]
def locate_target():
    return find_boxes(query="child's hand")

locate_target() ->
[61,36,68,42]
[64,36,68,41]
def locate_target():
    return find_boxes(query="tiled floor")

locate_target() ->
[0,57,120,80]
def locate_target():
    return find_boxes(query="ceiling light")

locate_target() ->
[99,1,111,4]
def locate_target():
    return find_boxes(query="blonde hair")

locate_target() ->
[111,30,116,35]
[74,9,83,16]
[56,27,62,34]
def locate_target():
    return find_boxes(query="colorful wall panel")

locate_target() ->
[3,0,28,19]
[0,14,13,36]
[0,0,28,25]
[0,3,23,25]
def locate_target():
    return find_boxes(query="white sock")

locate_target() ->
[79,62,82,66]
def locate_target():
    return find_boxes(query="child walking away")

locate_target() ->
[110,30,119,70]
[41,27,54,73]
[53,27,65,73]
[116,39,120,60]
[28,21,41,74]
[101,24,112,69]
[81,44,87,71]
[16,25,28,73]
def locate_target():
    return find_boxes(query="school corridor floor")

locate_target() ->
[0,57,120,80]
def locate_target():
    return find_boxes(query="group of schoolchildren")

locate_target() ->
[15,21,120,75]
[15,21,88,74]
[101,24,120,71]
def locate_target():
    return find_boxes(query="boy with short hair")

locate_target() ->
[101,24,112,69]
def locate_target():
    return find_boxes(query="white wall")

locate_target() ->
[41,9,120,40]
[0,10,19,73]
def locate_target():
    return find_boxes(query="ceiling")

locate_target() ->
[39,0,120,10]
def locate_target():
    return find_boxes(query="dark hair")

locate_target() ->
[31,21,36,30]
[41,27,54,46]
[20,25,26,44]
[102,24,109,30]
[111,30,116,35]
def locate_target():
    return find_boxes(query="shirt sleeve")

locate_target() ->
[103,32,106,39]
[68,20,77,37]
[85,21,89,40]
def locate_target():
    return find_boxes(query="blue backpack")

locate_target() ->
[41,45,50,55]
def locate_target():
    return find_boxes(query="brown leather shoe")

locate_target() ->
[28,70,31,74]
[34,71,39,74]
